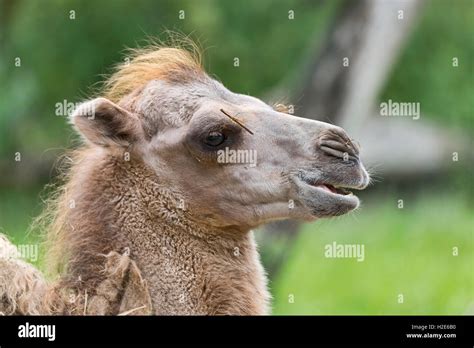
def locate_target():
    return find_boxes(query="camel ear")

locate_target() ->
[71,97,142,147]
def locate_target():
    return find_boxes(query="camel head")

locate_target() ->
[71,47,370,230]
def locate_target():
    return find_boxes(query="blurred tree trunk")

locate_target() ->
[261,0,424,278]
[298,0,423,127]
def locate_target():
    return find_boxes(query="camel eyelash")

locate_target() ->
[219,109,254,135]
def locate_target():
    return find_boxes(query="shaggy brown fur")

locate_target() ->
[0,38,369,315]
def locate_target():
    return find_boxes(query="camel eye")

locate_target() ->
[204,131,226,147]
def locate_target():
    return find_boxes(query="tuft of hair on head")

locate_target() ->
[101,33,204,103]
[272,102,293,114]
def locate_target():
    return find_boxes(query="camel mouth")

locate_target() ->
[290,172,366,218]
[310,183,353,196]
[300,179,359,203]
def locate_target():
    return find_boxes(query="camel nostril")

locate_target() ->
[320,144,359,162]
[319,140,359,162]
[318,128,360,162]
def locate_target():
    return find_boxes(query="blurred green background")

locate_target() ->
[0,0,472,314]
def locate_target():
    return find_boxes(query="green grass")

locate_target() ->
[272,194,473,315]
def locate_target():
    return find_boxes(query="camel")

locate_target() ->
[0,41,370,315]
